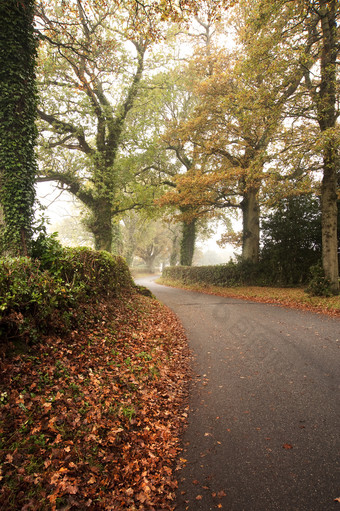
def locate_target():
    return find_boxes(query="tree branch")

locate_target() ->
[37,108,94,155]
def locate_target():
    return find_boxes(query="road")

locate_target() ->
[136,277,340,511]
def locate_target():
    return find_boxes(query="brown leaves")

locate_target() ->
[0,293,190,510]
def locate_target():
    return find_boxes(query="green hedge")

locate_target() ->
[162,261,269,287]
[162,261,334,297]
[0,257,75,341]
[0,238,135,343]
[31,233,134,299]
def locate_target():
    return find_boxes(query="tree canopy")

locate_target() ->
[0,0,338,291]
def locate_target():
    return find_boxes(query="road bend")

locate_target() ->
[136,276,340,511]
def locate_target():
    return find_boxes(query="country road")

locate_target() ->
[136,276,340,511]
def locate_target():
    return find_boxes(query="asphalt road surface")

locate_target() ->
[136,276,340,511]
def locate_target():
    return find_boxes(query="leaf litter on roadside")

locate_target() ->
[0,293,191,510]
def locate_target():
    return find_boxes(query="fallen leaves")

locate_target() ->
[0,293,191,510]
[159,280,340,317]
[282,443,293,450]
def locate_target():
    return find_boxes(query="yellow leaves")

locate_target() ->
[157,163,246,222]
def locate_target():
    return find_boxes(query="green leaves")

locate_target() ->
[0,243,135,343]
[0,0,38,256]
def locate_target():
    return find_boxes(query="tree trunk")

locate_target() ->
[145,256,156,273]
[321,145,339,293]
[0,0,37,256]
[180,219,196,266]
[318,0,339,293]
[88,199,113,252]
[241,187,260,263]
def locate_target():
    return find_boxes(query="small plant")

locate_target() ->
[137,351,152,361]
[120,405,136,421]
[0,391,8,405]
[305,264,333,297]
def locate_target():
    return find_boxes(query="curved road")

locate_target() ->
[137,277,340,511]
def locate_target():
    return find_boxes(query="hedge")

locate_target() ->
[0,243,135,343]
[162,261,269,287]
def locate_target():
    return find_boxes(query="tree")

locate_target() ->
[34,1,237,255]
[0,0,37,256]
[158,47,296,263]
[155,16,229,266]
[240,0,339,292]
[52,212,94,248]
[35,0,151,252]
[261,194,323,284]
[121,212,173,272]
[306,0,339,293]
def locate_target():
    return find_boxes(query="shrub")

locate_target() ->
[32,233,134,299]
[305,264,333,297]
[56,248,134,299]
[0,257,76,342]
[260,195,322,285]
[31,231,65,270]
[0,235,135,344]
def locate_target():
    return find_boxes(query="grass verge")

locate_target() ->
[159,278,340,317]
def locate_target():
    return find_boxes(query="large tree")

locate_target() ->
[159,41,316,263]
[35,0,152,251]
[240,0,339,291]
[0,0,37,256]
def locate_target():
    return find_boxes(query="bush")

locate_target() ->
[305,264,333,297]
[46,247,134,300]
[0,234,135,344]
[260,195,323,285]
[32,233,134,299]
[0,257,76,342]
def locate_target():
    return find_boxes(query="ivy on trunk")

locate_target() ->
[0,0,37,256]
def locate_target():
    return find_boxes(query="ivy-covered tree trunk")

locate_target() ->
[241,187,260,263]
[0,0,37,256]
[88,199,113,252]
[180,219,196,266]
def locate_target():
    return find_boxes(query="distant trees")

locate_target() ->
[120,212,174,272]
